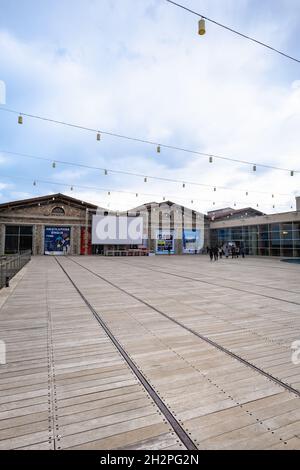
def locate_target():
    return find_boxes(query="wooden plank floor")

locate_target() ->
[1,255,300,450]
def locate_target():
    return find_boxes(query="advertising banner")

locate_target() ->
[155,230,175,254]
[182,229,203,254]
[44,226,71,255]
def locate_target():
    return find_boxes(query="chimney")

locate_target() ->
[296,196,300,211]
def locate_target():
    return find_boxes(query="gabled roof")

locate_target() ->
[0,193,103,211]
[125,200,203,215]
[207,206,265,221]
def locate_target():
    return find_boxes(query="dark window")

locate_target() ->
[5,225,33,254]
[51,207,65,215]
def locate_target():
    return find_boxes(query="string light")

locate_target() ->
[166,0,300,64]
[1,107,298,177]
[198,18,206,36]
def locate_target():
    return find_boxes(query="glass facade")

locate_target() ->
[5,225,33,254]
[213,222,300,257]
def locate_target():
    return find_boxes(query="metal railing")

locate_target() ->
[0,250,31,289]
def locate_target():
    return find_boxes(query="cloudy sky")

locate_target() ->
[0,0,299,213]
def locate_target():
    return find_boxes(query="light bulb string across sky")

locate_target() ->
[0,173,294,210]
[166,0,300,64]
[0,149,295,199]
[0,106,299,176]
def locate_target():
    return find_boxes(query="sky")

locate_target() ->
[0,0,300,214]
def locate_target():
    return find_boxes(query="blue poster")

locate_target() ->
[44,226,70,255]
[182,229,202,254]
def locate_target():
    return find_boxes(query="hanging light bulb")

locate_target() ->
[272,194,274,198]
[214,187,216,192]
[234,202,236,207]
[33,180,36,186]
[253,165,257,172]
[136,193,138,197]
[144,177,147,183]
[182,183,185,188]
[273,205,275,209]
[70,186,74,191]
[213,202,215,205]
[257,204,259,208]
[96,132,101,141]
[246,191,248,196]
[198,18,206,36]
[191,200,194,204]
[209,156,213,163]
[104,169,108,175]
[52,162,56,168]
[18,115,23,125]
[163,196,165,201]
[291,170,294,176]
[157,145,161,153]
[108,191,111,196]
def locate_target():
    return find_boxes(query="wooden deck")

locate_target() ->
[0,255,300,450]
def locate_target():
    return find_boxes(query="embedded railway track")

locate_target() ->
[64,256,300,400]
[54,256,198,451]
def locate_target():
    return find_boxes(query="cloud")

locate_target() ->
[0,0,299,214]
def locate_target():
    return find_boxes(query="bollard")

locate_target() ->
[5,276,9,288]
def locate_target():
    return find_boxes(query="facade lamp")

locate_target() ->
[198,18,206,36]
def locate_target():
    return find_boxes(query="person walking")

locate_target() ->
[213,246,219,261]
[224,245,229,259]
[240,246,245,258]
[209,247,214,262]
[219,247,223,259]
[231,246,236,259]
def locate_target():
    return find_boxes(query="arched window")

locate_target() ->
[51,206,65,215]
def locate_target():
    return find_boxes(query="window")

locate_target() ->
[51,206,65,215]
[5,225,33,254]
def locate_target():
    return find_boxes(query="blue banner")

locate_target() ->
[44,226,70,255]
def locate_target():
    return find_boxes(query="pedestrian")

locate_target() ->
[209,247,214,262]
[240,246,245,258]
[213,246,219,261]
[224,245,229,259]
[219,247,223,259]
[231,246,236,259]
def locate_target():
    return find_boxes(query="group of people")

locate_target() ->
[207,244,245,261]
